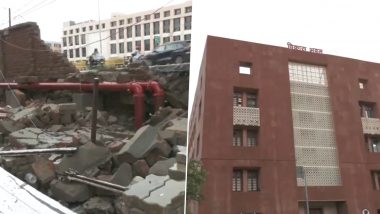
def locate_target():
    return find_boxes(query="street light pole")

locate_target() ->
[97,0,103,55]
[303,167,310,214]
[8,8,11,27]
[297,166,310,214]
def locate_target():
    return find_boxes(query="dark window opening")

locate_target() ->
[233,129,242,147]
[232,169,242,192]
[360,102,376,118]
[247,170,259,191]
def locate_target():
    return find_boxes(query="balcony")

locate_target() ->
[233,106,260,126]
[361,117,380,135]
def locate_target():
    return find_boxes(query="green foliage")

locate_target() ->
[186,160,207,201]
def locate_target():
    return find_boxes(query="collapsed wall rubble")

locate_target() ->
[0,22,77,81]
[0,64,189,213]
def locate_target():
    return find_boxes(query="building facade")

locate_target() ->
[61,1,191,61]
[45,41,62,53]
[188,36,380,214]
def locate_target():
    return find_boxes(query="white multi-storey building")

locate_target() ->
[45,41,62,53]
[61,1,192,61]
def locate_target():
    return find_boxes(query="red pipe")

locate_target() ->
[139,81,165,111]
[0,81,163,129]
[0,82,138,92]
[127,83,144,128]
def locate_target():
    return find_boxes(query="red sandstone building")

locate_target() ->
[188,36,380,214]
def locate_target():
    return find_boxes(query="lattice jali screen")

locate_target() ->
[291,93,331,112]
[290,81,329,96]
[233,106,260,126]
[289,62,342,186]
[293,129,336,147]
[295,147,338,166]
[292,111,334,129]
[296,166,341,186]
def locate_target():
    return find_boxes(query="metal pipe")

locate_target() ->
[70,173,128,191]
[139,81,165,111]
[0,81,163,93]
[91,78,99,144]
[97,0,103,55]
[128,83,144,128]
[0,147,78,156]
[8,8,11,27]
[303,168,310,214]
[0,81,164,129]
[67,176,124,194]
[0,82,140,91]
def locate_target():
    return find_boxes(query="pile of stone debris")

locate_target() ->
[0,99,187,213]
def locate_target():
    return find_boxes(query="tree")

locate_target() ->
[186,159,207,201]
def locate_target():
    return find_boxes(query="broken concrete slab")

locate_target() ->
[168,163,186,181]
[149,158,176,176]
[9,127,41,147]
[132,159,150,178]
[118,176,185,214]
[110,162,133,187]
[0,120,25,134]
[159,117,187,146]
[10,107,38,122]
[130,176,144,185]
[76,129,114,145]
[142,179,185,213]
[107,140,125,153]
[145,150,167,167]
[41,103,59,113]
[175,146,186,164]
[31,157,55,186]
[60,112,73,125]
[9,128,78,148]
[83,197,115,214]
[165,118,187,133]
[50,179,91,203]
[48,124,63,132]
[116,125,171,164]
[58,103,77,112]
[56,143,111,174]
[148,107,185,127]
[123,175,170,199]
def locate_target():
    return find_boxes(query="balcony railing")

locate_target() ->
[361,117,380,135]
[233,106,260,126]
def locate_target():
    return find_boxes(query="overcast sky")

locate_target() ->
[0,0,186,41]
[189,0,380,109]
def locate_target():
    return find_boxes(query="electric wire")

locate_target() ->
[0,0,56,28]
[13,0,39,14]
[18,0,57,17]
[15,0,53,17]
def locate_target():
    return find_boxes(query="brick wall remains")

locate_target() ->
[0,22,77,82]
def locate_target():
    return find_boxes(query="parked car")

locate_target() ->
[86,54,105,66]
[142,41,191,66]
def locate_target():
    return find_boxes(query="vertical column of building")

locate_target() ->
[289,62,342,186]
